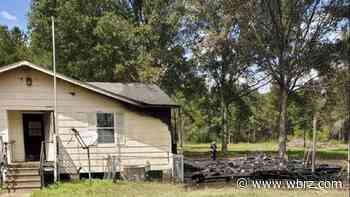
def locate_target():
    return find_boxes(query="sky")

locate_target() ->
[0,0,346,95]
[0,0,30,31]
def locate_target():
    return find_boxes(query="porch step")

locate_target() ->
[4,180,41,191]
[5,180,41,187]
[5,162,41,191]
[6,175,41,182]
[5,184,41,192]
[6,177,40,182]
[7,167,40,175]
[5,188,41,194]
[8,162,40,168]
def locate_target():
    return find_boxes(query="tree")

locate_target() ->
[186,0,264,154]
[238,0,339,157]
[29,0,185,83]
[330,0,349,182]
[161,58,210,144]
[185,1,244,154]
[0,26,31,66]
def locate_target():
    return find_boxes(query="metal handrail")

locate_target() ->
[0,141,6,188]
[1,141,11,189]
[2,142,8,167]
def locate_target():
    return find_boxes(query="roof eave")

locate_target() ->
[0,61,143,106]
[141,104,180,109]
[0,61,180,108]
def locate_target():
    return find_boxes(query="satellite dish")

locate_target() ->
[77,128,98,146]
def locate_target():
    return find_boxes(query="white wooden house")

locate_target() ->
[0,61,181,189]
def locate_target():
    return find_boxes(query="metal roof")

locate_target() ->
[89,82,178,107]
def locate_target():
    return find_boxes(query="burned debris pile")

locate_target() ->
[184,154,342,183]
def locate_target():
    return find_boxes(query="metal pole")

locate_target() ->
[87,147,92,182]
[51,16,57,134]
[51,16,59,183]
[117,119,122,176]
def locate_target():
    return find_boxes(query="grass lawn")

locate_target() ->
[183,142,348,161]
[31,143,348,197]
[31,180,347,197]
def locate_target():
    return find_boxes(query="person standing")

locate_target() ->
[210,141,217,161]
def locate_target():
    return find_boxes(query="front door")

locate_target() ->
[23,114,44,161]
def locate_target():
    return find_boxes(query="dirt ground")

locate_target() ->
[0,191,32,197]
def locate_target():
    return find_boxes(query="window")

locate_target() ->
[96,113,115,144]
[28,121,43,136]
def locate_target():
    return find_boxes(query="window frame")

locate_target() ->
[96,112,116,145]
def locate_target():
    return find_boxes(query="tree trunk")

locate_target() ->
[248,125,250,144]
[303,129,306,149]
[221,101,228,155]
[312,112,318,173]
[253,126,256,143]
[278,86,288,158]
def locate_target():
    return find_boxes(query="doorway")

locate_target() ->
[23,114,45,161]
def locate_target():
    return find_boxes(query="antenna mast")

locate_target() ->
[51,16,59,183]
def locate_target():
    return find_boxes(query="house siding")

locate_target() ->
[7,111,25,162]
[0,67,172,173]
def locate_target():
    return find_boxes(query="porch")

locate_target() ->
[1,110,56,191]
[5,110,55,163]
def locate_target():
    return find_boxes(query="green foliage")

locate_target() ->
[29,0,185,83]
[0,0,347,148]
[292,126,304,139]
[184,142,348,160]
[318,128,330,142]
[0,26,32,66]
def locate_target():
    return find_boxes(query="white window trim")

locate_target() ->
[93,112,125,147]
[94,112,116,146]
